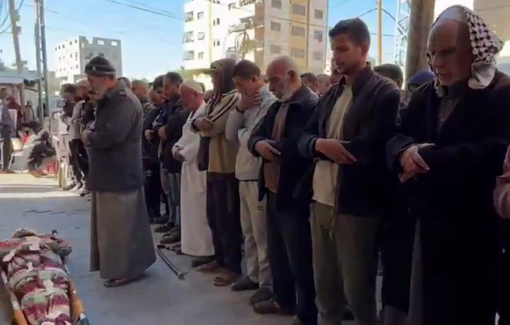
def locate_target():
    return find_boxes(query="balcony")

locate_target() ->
[235,0,263,20]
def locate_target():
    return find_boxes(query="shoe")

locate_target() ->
[153,216,168,225]
[291,318,317,325]
[71,182,83,192]
[213,270,240,287]
[63,182,76,191]
[155,223,175,233]
[231,276,259,292]
[159,232,180,244]
[249,287,274,306]
[253,299,294,316]
[79,188,91,197]
[191,256,215,268]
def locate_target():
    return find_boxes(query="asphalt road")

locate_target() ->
[1,174,345,325]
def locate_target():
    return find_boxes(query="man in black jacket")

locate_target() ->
[248,56,318,325]
[297,19,401,325]
[386,6,510,325]
[156,72,187,244]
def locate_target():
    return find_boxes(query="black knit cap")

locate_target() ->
[84,56,116,77]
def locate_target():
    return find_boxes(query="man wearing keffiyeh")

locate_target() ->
[386,5,510,325]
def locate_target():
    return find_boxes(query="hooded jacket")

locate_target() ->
[192,59,241,174]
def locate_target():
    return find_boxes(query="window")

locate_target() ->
[271,0,282,9]
[314,9,324,20]
[75,39,78,44]
[184,50,195,60]
[291,48,305,58]
[292,4,306,16]
[97,40,104,45]
[185,11,194,22]
[111,41,118,46]
[197,11,204,19]
[270,45,281,54]
[228,3,236,10]
[183,31,194,43]
[70,53,73,58]
[314,30,323,42]
[213,18,220,26]
[291,26,305,36]
[270,21,281,32]
[76,64,79,69]
[198,52,204,59]
[313,51,323,60]
[197,32,205,40]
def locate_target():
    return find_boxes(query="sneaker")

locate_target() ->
[253,299,294,316]
[249,287,274,306]
[231,276,259,292]
[79,188,91,197]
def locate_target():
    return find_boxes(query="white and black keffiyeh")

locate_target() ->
[433,5,504,91]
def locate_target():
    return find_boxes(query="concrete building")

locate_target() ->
[473,0,510,74]
[392,0,474,73]
[182,0,329,77]
[54,36,123,84]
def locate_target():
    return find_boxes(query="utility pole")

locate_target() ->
[8,0,24,105]
[377,0,383,64]
[405,0,435,82]
[34,1,43,120]
[35,0,50,121]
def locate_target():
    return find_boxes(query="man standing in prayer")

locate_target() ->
[82,56,156,288]
[225,60,275,304]
[387,6,510,324]
[191,58,242,287]
[0,88,14,173]
[297,19,401,325]
[317,74,332,96]
[132,79,161,222]
[301,72,319,93]
[248,56,318,325]
[173,80,215,267]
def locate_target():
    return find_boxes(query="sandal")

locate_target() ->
[196,260,221,273]
[213,271,240,287]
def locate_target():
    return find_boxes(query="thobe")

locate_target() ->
[87,82,156,280]
[175,102,214,257]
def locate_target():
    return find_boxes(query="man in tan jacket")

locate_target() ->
[191,58,242,287]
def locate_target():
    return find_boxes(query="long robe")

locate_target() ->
[90,189,156,280]
[175,102,214,257]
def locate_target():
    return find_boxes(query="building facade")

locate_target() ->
[54,36,123,84]
[182,0,328,76]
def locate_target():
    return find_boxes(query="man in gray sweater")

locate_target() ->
[225,60,276,305]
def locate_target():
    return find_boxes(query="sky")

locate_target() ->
[0,0,398,80]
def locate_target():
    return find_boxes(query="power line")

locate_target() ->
[102,0,180,20]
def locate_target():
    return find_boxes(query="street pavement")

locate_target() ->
[0,173,360,325]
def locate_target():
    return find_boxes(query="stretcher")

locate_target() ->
[1,230,90,325]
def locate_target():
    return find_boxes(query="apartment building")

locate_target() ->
[54,36,123,84]
[182,0,329,75]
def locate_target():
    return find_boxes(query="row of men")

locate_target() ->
[74,6,510,325]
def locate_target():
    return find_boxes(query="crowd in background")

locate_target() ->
[8,4,510,325]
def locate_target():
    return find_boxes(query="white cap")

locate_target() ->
[180,80,204,94]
